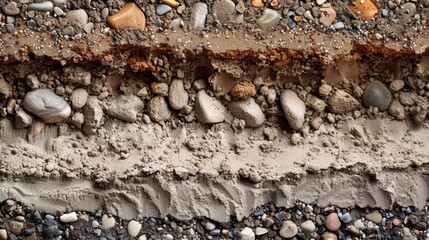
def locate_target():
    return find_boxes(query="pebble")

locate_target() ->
[239,227,255,240]
[194,90,226,124]
[106,95,144,123]
[365,210,382,224]
[389,80,405,92]
[280,90,306,130]
[42,220,58,237]
[402,227,416,240]
[147,96,172,122]
[28,1,54,11]
[340,212,353,223]
[353,219,365,230]
[317,0,326,5]
[301,220,316,235]
[2,2,20,16]
[255,227,268,235]
[325,213,341,232]
[82,96,103,135]
[349,0,379,20]
[321,231,338,240]
[228,98,265,127]
[398,92,417,106]
[389,100,405,120]
[362,81,392,111]
[128,220,142,237]
[308,95,326,112]
[169,79,188,110]
[251,0,265,8]
[327,90,359,113]
[0,229,7,240]
[381,9,388,17]
[101,215,116,229]
[320,5,337,27]
[319,83,332,96]
[156,4,172,16]
[190,2,208,30]
[334,22,345,30]
[160,0,180,8]
[107,3,145,30]
[70,88,88,110]
[279,220,298,238]
[15,108,34,129]
[23,89,71,123]
[256,8,280,30]
[202,221,216,231]
[53,6,64,16]
[235,1,245,14]
[66,9,88,28]
[60,212,78,223]
[27,19,38,29]
[9,221,23,235]
[230,82,256,99]
[212,0,235,23]
[101,8,109,19]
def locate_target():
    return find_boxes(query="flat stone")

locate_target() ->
[147,96,171,122]
[300,220,316,235]
[9,221,23,235]
[15,108,33,129]
[212,0,235,23]
[60,212,78,223]
[101,215,116,229]
[28,1,54,11]
[325,213,341,232]
[255,227,268,235]
[169,79,188,110]
[66,9,88,28]
[82,97,103,135]
[239,227,255,240]
[190,2,208,30]
[23,89,71,123]
[128,220,142,238]
[84,22,94,34]
[156,4,172,16]
[365,210,382,224]
[279,220,298,238]
[320,5,337,27]
[194,90,226,124]
[228,98,265,127]
[70,88,88,110]
[327,90,359,113]
[256,8,280,30]
[2,2,20,16]
[106,95,144,123]
[280,90,306,130]
[107,3,145,30]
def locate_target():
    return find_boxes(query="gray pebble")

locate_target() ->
[5,23,14,32]
[2,2,20,16]
[375,33,383,40]
[101,7,109,19]
[381,9,389,17]
[156,4,172,16]
[256,8,280,30]
[66,9,88,28]
[235,1,245,14]
[6,16,14,24]
[190,2,208,30]
[334,22,344,30]
[295,7,305,16]
[20,0,30,3]
[53,7,64,16]
[28,1,54,11]
[27,10,36,18]
[212,0,235,23]
[27,19,38,29]
[23,89,71,123]
[287,18,296,28]
[340,213,353,223]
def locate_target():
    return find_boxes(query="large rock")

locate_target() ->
[147,96,171,122]
[23,89,71,123]
[169,79,188,110]
[194,90,226,124]
[228,98,265,127]
[82,97,103,135]
[107,2,146,30]
[106,95,143,123]
[212,0,235,23]
[280,90,306,130]
[190,2,208,30]
[327,90,359,113]
[69,88,88,110]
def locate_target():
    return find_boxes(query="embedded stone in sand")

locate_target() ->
[327,90,359,114]
[228,98,265,127]
[256,8,280,30]
[106,95,144,123]
[107,3,146,30]
[349,0,379,20]
[23,89,71,123]
[194,90,226,124]
[190,2,208,30]
[362,81,391,111]
[280,90,306,130]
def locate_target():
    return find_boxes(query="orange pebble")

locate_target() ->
[270,0,279,7]
[349,0,379,20]
[251,0,265,8]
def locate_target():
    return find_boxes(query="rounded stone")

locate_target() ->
[60,212,78,223]
[280,90,306,130]
[362,81,392,111]
[66,9,88,28]
[325,213,341,232]
[239,227,255,240]
[279,220,298,238]
[23,89,71,123]
[300,220,316,235]
[101,215,116,229]
[147,96,171,122]
[70,88,88,110]
[127,220,142,237]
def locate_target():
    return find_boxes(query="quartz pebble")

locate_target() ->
[107,3,146,30]
[128,220,142,237]
[256,8,280,30]
[23,89,71,123]
[280,90,306,130]
[228,98,265,127]
[60,212,78,223]
[28,1,54,11]
[194,90,226,124]
[190,2,208,30]
[156,4,172,16]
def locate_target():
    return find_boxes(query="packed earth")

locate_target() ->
[0,0,429,239]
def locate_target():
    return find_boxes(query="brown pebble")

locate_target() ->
[230,82,256,99]
[251,0,265,7]
[349,0,379,20]
[321,231,338,240]
[107,3,146,30]
[392,218,401,226]
[325,213,341,232]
